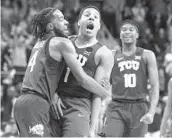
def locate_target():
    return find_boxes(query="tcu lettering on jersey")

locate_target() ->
[118,60,140,72]
[76,53,88,66]
[64,53,88,82]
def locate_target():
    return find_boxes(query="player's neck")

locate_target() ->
[42,32,55,40]
[76,34,98,47]
[122,43,137,56]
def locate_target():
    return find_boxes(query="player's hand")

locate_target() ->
[57,96,66,117]
[100,78,110,90]
[51,93,60,119]
[51,93,66,119]
[140,112,154,124]
[100,78,112,99]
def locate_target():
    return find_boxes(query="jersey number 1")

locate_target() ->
[28,51,39,72]
[64,54,88,82]
[124,74,136,88]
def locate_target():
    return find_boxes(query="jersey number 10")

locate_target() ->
[124,74,136,88]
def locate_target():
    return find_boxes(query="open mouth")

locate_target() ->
[86,23,94,30]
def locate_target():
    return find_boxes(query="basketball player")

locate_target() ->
[57,6,114,137]
[104,20,159,137]
[13,7,111,137]
[160,61,172,137]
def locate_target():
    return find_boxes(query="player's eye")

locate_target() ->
[60,17,64,21]
[130,28,134,31]
[122,28,127,31]
[94,16,98,19]
[85,14,89,17]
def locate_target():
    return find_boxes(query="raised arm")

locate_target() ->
[49,37,111,98]
[90,46,114,135]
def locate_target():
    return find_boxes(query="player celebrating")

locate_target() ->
[57,6,114,137]
[13,7,111,137]
[104,20,159,137]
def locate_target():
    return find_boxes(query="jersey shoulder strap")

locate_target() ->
[135,47,144,56]
[115,49,123,58]
[45,36,57,62]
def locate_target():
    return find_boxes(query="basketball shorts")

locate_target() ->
[13,93,61,137]
[60,95,91,137]
[104,100,148,137]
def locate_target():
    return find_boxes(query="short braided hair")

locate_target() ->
[120,20,139,33]
[31,7,56,40]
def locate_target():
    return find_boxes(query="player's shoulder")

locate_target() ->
[97,41,111,53]
[95,45,114,65]
[142,49,157,65]
[100,44,111,52]
[142,49,156,60]
[143,49,155,57]
[51,37,71,45]
[98,44,113,57]
[50,37,74,51]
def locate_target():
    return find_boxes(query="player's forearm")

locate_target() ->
[80,75,110,98]
[149,86,159,115]
[90,95,101,131]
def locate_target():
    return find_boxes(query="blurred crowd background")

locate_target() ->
[1,0,172,137]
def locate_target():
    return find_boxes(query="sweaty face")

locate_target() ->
[51,10,69,37]
[120,24,139,44]
[78,8,101,37]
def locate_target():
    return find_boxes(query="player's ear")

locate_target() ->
[47,23,53,31]
[120,32,122,40]
[136,32,139,39]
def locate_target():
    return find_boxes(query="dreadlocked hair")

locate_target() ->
[31,7,56,40]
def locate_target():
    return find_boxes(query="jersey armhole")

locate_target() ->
[142,49,149,77]
[44,36,59,62]
[142,49,147,64]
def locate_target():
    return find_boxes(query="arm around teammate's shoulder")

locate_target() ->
[52,38,111,98]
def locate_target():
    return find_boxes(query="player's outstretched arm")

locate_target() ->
[90,46,114,135]
[49,37,111,98]
[160,78,172,136]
